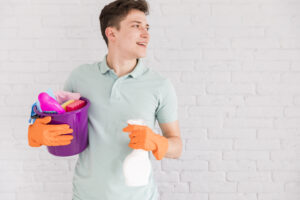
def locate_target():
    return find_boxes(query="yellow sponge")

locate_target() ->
[61,99,75,111]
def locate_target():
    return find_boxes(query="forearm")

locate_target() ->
[164,136,182,159]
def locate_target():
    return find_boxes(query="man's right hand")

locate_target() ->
[28,116,74,147]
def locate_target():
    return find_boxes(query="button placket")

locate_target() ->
[110,78,122,100]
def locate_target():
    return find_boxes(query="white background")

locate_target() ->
[1,0,300,199]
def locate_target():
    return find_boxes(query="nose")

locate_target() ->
[140,27,149,38]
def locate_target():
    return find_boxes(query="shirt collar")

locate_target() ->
[98,54,145,78]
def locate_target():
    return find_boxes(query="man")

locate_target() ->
[28,0,182,199]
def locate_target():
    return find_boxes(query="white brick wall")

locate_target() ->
[0,0,300,199]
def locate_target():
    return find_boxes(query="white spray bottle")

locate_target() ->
[123,119,151,187]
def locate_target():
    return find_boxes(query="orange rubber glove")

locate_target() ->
[123,124,168,160]
[28,116,74,147]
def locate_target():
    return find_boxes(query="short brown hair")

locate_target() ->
[99,0,149,46]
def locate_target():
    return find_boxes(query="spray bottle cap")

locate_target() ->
[127,119,146,126]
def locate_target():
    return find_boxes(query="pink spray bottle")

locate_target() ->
[38,92,65,114]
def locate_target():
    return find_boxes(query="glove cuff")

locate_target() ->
[28,125,42,147]
[152,134,168,160]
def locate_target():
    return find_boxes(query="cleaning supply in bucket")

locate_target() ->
[38,92,65,114]
[61,99,75,111]
[54,90,81,104]
[66,99,86,112]
[122,119,151,187]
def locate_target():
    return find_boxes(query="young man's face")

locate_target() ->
[109,9,150,59]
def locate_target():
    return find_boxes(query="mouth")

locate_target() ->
[136,42,147,48]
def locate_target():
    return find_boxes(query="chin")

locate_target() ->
[136,52,147,58]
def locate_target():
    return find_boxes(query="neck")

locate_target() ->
[106,52,138,77]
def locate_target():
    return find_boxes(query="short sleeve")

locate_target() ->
[63,67,79,92]
[155,79,178,124]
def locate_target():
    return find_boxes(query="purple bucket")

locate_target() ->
[33,97,90,157]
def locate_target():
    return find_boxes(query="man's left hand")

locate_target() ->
[122,124,168,160]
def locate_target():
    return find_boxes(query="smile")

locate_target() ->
[136,42,147,47]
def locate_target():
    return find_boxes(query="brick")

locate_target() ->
[232,72,281,83]
[186,139,232,150]
[236,106,283,117]
[0,193,15,200]
[181,117,222,128]
[188,106,235,117]
[245,95,293,106]
[208,129,256,139]
[182,72,230,83]
[281,38,300,48]
[285,182,300,193]
[17,183,43,192]
[31,0,80,5]
[232,38,280,49]
[215,27,264,37]
[156,182,173,193]
[242,61,290,72]
[43,16,91,27]
[16,192,62,200]
[180,128,206,139]
[192,16,243,27]
[154,171,179,183]
[271,150,300,160]
[210,193,257,200]
[281,139,300,150]
[0,51,9,61]
[254,50,300,61]
[180,150,221,161]
[23,160,69,171]
[161,4,210,16]
[18,28,66,38]
[212,4,259,16]
[257,160,300,170]
[261,3,300,15]
[181,171,225,182]
[235,139,280,150]
[242,15,291,26]
[162,159,207,171]
[210,160,256,171]
[207,83,255,95]
[273,172,300,182]
[274,118,300,128]
[34,39,81,49]
[190,181,237,192]
[175,83,205,95]
[33,171,73,182]
[227,172,271,182]
[178,95,196,106]
[0,28,17,38]
[161,193,208,200]
[282,73,300,83]
[224,118,273,128]
[44,182,72,193]
[223,151,270,161]
[8,50,56,61]
[173,183,189,193]
[258,193,300,200]
[291,61,300,72]
[238,182,284,193]
[197,95,244,106]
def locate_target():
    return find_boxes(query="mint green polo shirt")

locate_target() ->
[63,54,178,200]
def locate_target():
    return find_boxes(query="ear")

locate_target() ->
[105,27,116,43]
